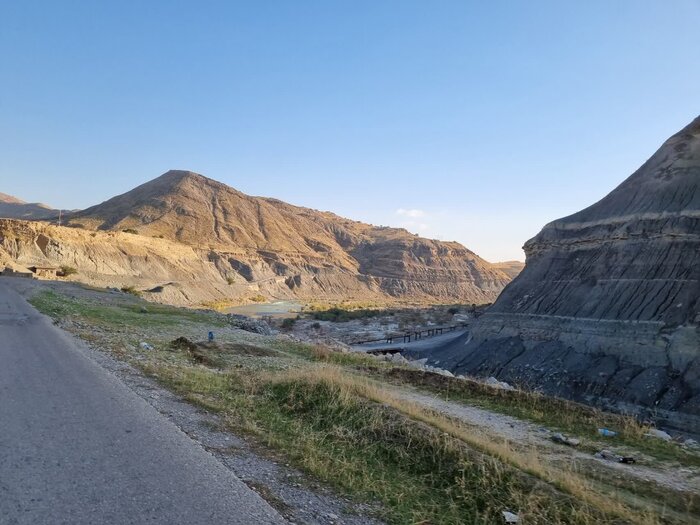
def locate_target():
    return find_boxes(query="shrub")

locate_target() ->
[122,228,139,235]
[312,307,384,323]
[281,317,296,330]
[60,265,78,277]
[226,276,236,285]
[121,285,142,296]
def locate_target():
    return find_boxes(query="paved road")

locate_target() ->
[0,280,286,525]
[351,328,468,353]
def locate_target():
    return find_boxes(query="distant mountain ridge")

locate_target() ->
[0,192,58,220]
[0,171,516,306]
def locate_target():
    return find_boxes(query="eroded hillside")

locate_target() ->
[0,173,513,306]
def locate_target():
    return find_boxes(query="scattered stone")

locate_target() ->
[408,357,429,368]
[682,438,699,449]
[645,429,672,442]
[551,433,580,447]
[595,449,635,464]
[226,314,273,335]
[389,353,408,365]
[484,377,515,391]
[139,342,154,351]
[502,510,520,523]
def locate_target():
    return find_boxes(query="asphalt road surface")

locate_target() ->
[351,328,468,353]
[0,280,286,525]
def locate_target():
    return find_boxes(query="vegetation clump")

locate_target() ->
[122,228,139,234]
[59,265,78,277]
[281,317,297,330]
[311,306,387,322]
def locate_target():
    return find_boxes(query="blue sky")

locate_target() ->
[1,1,698,261]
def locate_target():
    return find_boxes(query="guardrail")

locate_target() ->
[351,323,469,346]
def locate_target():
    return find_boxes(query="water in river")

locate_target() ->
[224,301,302,319]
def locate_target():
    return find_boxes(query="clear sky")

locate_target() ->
[1,1,698,262]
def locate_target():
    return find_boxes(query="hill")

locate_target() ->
[491,260,524,279]
[0,171,514,306]
[419,116,700,430]
[0,192,58,220]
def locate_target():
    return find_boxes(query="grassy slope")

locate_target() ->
[29,288,699,525]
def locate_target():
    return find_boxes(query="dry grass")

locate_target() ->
[271,365,664,525]
[30,287,696,524]
[372,367,700,467]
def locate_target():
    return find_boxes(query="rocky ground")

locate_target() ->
[283,304,476,347]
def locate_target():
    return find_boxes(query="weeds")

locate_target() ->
[373,368,700,467]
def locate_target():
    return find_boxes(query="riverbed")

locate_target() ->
[224,301,302,319]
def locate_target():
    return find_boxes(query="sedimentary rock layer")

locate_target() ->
[426,116,700,430]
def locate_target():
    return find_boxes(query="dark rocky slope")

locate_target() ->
[419,116,700,430]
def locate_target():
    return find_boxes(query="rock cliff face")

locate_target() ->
[424,117,700,430]
[0,171,513,306]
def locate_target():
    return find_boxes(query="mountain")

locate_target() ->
[0,171,513,306]
[491,261,524,280]
[0,192,58,220]
[418,116,700,430]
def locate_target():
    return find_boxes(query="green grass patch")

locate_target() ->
[30,289,227,330]
[309,306,390,322]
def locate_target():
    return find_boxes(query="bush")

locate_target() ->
[122,228,139,235]
[312,307,385,323]
[60,265,78,277]
[281,317,296,330]
[226,276,236,285]
[121,285,142,297]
